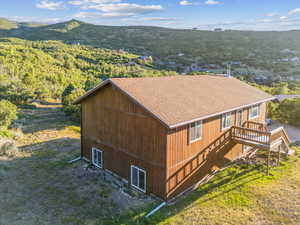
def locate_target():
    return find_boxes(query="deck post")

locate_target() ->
[277,145,281,165]
[267,148,271,176]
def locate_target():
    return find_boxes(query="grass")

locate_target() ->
[1,102,299,225]
[0,103,155,225]
[114,147,300,225]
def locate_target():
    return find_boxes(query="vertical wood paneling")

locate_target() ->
[81,84,168,199]
[165,104,267,199]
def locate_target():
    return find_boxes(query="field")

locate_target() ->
[0,103,299,225]
[0,103,155,225]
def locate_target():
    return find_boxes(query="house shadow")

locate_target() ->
[17,103,78,134]
[117,139,264,225]
[19,137,80,154]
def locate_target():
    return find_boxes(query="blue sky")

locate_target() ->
[3,0,300,30]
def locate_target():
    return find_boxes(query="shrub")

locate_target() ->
[0,138,18,157]
[62,88,85,121]
[0,100,17,128]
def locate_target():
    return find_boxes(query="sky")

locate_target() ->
[3,0,300,30]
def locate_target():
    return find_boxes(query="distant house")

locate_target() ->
[231,61,242,65]
[214,28,223,32]
[290,57,300,63]
[274,95,300,103]
[139,56,152,61]
[74,75,290,200]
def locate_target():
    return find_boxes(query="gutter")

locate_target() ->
[68,156,82,164]
[145,202,167,218]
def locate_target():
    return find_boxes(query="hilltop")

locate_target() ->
[1,19,300,80]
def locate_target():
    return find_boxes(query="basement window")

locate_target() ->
[131,165,146,192]
[222,112,232,130]
[189,120,203,143]
[249,105,260,120]
[92,147,103,168]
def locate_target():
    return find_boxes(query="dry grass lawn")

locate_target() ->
[0,103,299,225]
[0,104,155,225]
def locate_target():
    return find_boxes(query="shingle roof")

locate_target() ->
[74,75,274,128]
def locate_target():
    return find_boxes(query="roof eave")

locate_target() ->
[73,79,111,104]
[168,96,276,129]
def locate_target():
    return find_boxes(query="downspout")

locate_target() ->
[69,105,84,164]
[80,105,83,158]
[145,202,167,218]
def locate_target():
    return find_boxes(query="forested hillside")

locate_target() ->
[0,38,175,104]
[1,19,300,77]
[0,37,176,125]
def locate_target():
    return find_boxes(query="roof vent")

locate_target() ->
[226,63,231,78]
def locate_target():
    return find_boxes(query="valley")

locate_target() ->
[1,18,300,82]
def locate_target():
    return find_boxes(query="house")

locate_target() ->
[74,75,290,200]
[274,94,300,103]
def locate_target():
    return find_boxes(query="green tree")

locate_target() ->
[0,100,17,128]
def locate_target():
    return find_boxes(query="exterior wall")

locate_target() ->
[81,83,267,201]
[81,84,168,199]
[165,103,267,199]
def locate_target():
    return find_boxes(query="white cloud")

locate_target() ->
[205,0,220,5]
[70,0,162,18]
[197,17,300,31]
[36,0,66,10]
[179,0,192,5]
[266,12,279,17]
[179,0,200,6]
[288,8,300,15]
[68,0,121,7]
[280,16,288,20]
[85,3,163,15]
[141,17,180,21]
[6,15,65,24]
[74,11,134,18]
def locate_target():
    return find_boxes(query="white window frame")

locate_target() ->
[130,165,146,193]
[189,120,203,143]
[222,112,232,130]
[249,104,260,120]
[92,147,103,168]
[243,145,252,152]
[236,109,243,126]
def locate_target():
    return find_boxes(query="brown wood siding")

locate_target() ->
[81,83,267,200]
[81,84,168,199]
[165,103,266,199]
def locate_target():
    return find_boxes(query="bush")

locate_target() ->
[0,100,17,128]
[62,87,85,121]
[0,138,18,157]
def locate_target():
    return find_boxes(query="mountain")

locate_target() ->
[0,18,18,30]
[1,19,300,79]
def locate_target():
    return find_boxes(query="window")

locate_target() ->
[92,147,103,168]
[131,165,146,192]
[243,145,252,152]
[222,112,232,130]
[249,105,260,119]
[189,121,202,143]
[236,110,243,126]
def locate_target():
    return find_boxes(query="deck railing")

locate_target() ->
[231,126,271,145]
[270,127,290,146]
[242,121,267,131]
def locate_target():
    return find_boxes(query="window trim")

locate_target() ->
[222,112,232,130]
[236,109,243,126]
[130,165,146,193]
[92,147,103,169]
[243,145,252,152]
[189,120,203,144]
[249,104,260,120]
